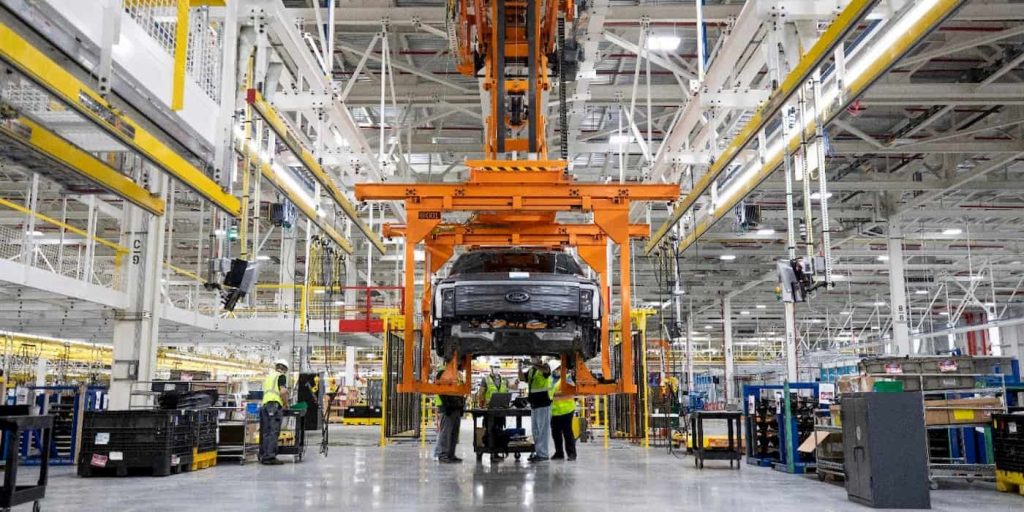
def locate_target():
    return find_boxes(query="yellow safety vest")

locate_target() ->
[549,378,576,416]
[263,372,285,405]
[433,371,465,407]
[483,375,509,403]
[527,368,551,393]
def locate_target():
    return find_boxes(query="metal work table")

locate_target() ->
[468,408,534,462]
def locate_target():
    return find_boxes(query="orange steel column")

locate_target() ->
[577,243,610,377]
[399,210,441,392]
[594,202,635,394]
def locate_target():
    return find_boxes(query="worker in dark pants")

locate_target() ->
[521,356,552,462]
[549,369,577,461]
[259,359,290,465]
[434,366,466,463]
[476,362,510,462]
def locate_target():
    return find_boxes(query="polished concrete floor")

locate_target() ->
[23,424,1024,511]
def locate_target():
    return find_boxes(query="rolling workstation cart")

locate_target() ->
[0,415,54,512]
[276,409,306,462]
[468,408,533,462]
[689,410,742,469]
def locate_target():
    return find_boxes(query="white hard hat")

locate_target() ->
[273,359,290,370]
[549,360,561,372]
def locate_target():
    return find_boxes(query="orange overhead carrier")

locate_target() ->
[356,162,678,396]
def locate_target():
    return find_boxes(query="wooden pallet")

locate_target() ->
[995,470,1024,496]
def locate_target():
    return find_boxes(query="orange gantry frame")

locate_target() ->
[355,161,678,395]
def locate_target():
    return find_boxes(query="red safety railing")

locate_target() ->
[335,286,405,333]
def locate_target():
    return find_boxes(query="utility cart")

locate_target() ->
[276,409,306,462]
[689,411,742,469]
[0,415,53,512]
[468,408,533,462]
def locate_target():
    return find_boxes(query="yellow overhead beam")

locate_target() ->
[667,0,965,255]
[645,0,880,254]
[172,0,189,111]
[0,116,165,216]
[0,22,242,218]
[247,89,387,254]
[241,146,355,253]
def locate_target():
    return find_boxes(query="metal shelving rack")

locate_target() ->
[914,375,1009,489]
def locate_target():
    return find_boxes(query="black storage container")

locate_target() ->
[78,410,194,477]
[841,392,931,509]
[992,413,1024,474]
[189,409,219,452]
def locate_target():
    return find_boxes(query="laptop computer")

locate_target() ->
[487,392,512,409]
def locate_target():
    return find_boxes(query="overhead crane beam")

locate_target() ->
[646,0,880,253]
[383,222,650,247]
[246,89,386,254]
[0,115,165,216]
[650,0,967,256]
[0,22,241,218]
[239,145,354,254]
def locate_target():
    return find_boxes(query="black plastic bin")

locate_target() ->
[993,414,1024,474]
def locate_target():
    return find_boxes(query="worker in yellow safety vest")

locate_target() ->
[548,367,577,461]
[476,362,510,462]
[433,364,467,463]
[259,359,290,465]
[520,356,552,462]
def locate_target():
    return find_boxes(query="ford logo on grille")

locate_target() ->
[504,291,530,303]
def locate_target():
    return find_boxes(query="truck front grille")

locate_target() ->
[455,284,579,316]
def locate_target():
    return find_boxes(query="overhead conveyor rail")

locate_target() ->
[246,89,385,254]
[646,0,880,254]
[0,115,165,216]
[0,21,241,218]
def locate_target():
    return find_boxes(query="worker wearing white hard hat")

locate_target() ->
[259,358,291,465]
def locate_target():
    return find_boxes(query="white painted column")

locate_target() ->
[278,226,296,312]
[345,346,356,387]
[784,302,798,381]
[685,305,694,393]
[110,174,168,409]
[722,297,735,404]
[987,310,1003,356]
[887,218,911,355]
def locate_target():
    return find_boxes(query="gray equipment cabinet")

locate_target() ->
[841,392,931,509]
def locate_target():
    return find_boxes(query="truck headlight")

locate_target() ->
[580,289,593,318]
[441,288,456,318]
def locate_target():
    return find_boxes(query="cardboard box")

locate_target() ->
[924,397,1003,426]
[797,431,831,454]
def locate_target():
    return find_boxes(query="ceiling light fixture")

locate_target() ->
[719,254,737,261]
[646,35,681,51]
[914,289,929,295]
[942,228,963,236]
[740,310,750,315]
[756,228,776,235]
[876,255,889,262]
[755,304,766,309]
[609,134,632,145]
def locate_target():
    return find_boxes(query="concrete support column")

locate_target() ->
[110,174,168,409]
[345,346,356,387]
[987,310,1003,356]
[278,226,296,311]
[685,309,694,393]
[887,219,911,355]
[722,297,735,404]
[783,302,798,381]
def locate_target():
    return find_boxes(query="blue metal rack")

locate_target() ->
[20,386,107,466]
[742,382,823,474]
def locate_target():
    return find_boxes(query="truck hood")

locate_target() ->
[440,272,596,285]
